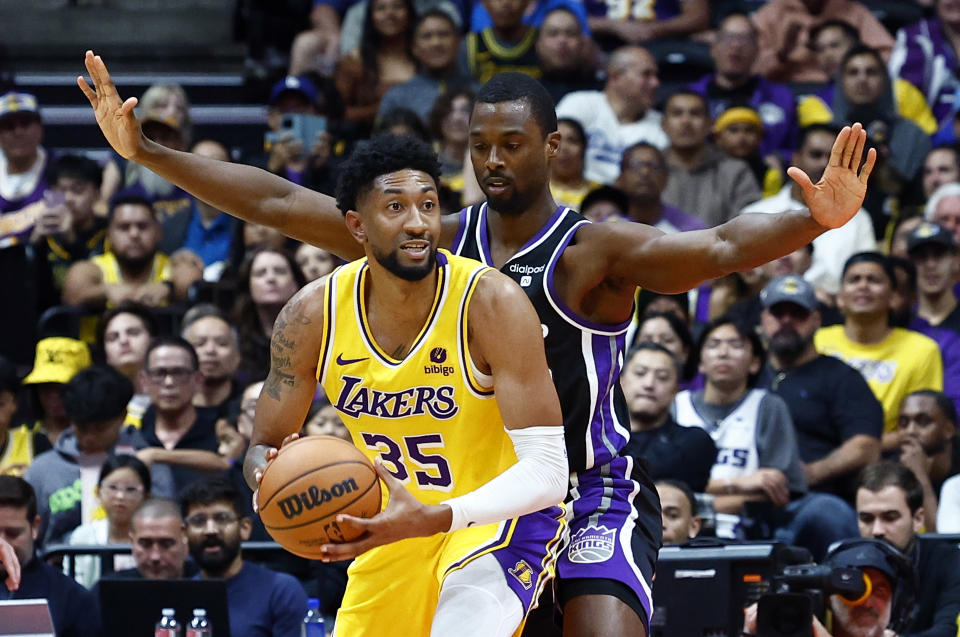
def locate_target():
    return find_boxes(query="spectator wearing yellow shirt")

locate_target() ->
[815,252,943,451]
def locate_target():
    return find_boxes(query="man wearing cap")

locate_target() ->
[817,253,943,452]
[907,221,960,334]
[856,460,960,636]
[743,537,914,637]
[22,337,92,448]
[0,91,61,367]
[759,274,883,504]
[742,124,877,296]
[265,75,340,193]
[120,105,192,221]
[689,13,797,160]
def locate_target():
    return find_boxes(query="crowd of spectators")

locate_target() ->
[2,0,960,635]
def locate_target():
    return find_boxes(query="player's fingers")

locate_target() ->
[372,458,404,492]
[828,125,851,167]
[279,433,300,449]
[264,447,278,461]
[252,488,260,513]
[849,124,866,170]
[77,76,97,107]
[786,166,814,191]
[840,123,859,168]
[120,96,138,117]
[859,147,877,185]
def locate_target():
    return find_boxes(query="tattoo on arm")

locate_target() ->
[263,298,312,400]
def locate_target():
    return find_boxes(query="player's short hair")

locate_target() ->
[62,365,134,427]
[904,389,958,425]
[47,154,103,188]
[475,72,558,139]
[0,476,37,521]
[655,479,699,515]
[145,336,199,372]
[858,461,924,513]
[335,134,441,215]
[179,477,246,519]
[842,251,896,287]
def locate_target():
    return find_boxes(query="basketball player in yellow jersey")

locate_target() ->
[243,135,569,637]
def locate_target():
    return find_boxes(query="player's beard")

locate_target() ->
[372,244,436,281]
[769,327,813,367]
[483,179,538,217]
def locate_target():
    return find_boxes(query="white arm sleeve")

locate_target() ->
[443,426,568,532]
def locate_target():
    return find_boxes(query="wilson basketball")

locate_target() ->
[257,435,382,558]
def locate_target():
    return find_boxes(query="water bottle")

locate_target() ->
[302,598,325,637]
[187,608,212,637]
[155,608,182,637]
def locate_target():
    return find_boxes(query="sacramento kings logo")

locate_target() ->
[567,525,616,563]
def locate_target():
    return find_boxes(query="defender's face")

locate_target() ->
[469,99,558,217]
[352,169,441,281]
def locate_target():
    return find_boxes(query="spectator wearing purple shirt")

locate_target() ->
[615,141,705,234]
[689,14,798,160]
[889,1,960,126]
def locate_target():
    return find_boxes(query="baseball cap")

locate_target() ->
[714,106,763,134]
[23,337,92,386]
[269,76,319,107]
[0,92,40,122]
[760,274,817,312]
[907,221,957,254]
[824,538,907,587]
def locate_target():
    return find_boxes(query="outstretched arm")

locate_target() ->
[596,123,876,293]
[243,280,327,491]
[78,51,363,259]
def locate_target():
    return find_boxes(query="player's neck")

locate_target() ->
[485,190,558,260]
[364,264,439,357]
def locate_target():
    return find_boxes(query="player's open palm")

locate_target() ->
[319,458,446,561]
[787,122,877,229]
[77,50,142,160]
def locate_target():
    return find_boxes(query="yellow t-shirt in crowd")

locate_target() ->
[814,325,943,432]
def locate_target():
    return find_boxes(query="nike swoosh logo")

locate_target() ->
[336,354,368,365]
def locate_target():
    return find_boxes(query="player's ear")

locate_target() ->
[344,210,366,244]
[545,130,561,158]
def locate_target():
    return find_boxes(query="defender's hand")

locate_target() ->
[250,433,300,512]
[787,122,876,230]
[78,50,144,160]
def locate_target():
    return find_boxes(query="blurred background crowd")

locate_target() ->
[3,0,960,635]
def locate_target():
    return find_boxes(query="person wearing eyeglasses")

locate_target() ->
[138,337,227,494]
[66,454,150,588]
[180,477,306,637]
[24,365,175,547]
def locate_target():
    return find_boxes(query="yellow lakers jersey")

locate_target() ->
[318,250,516,506]
[90,251,170,285]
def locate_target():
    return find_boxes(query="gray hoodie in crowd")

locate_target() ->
[24,426,175,546]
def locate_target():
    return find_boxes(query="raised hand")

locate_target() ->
[787,122,876,229]
[77,50,143,160]
[0,537,20,592]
